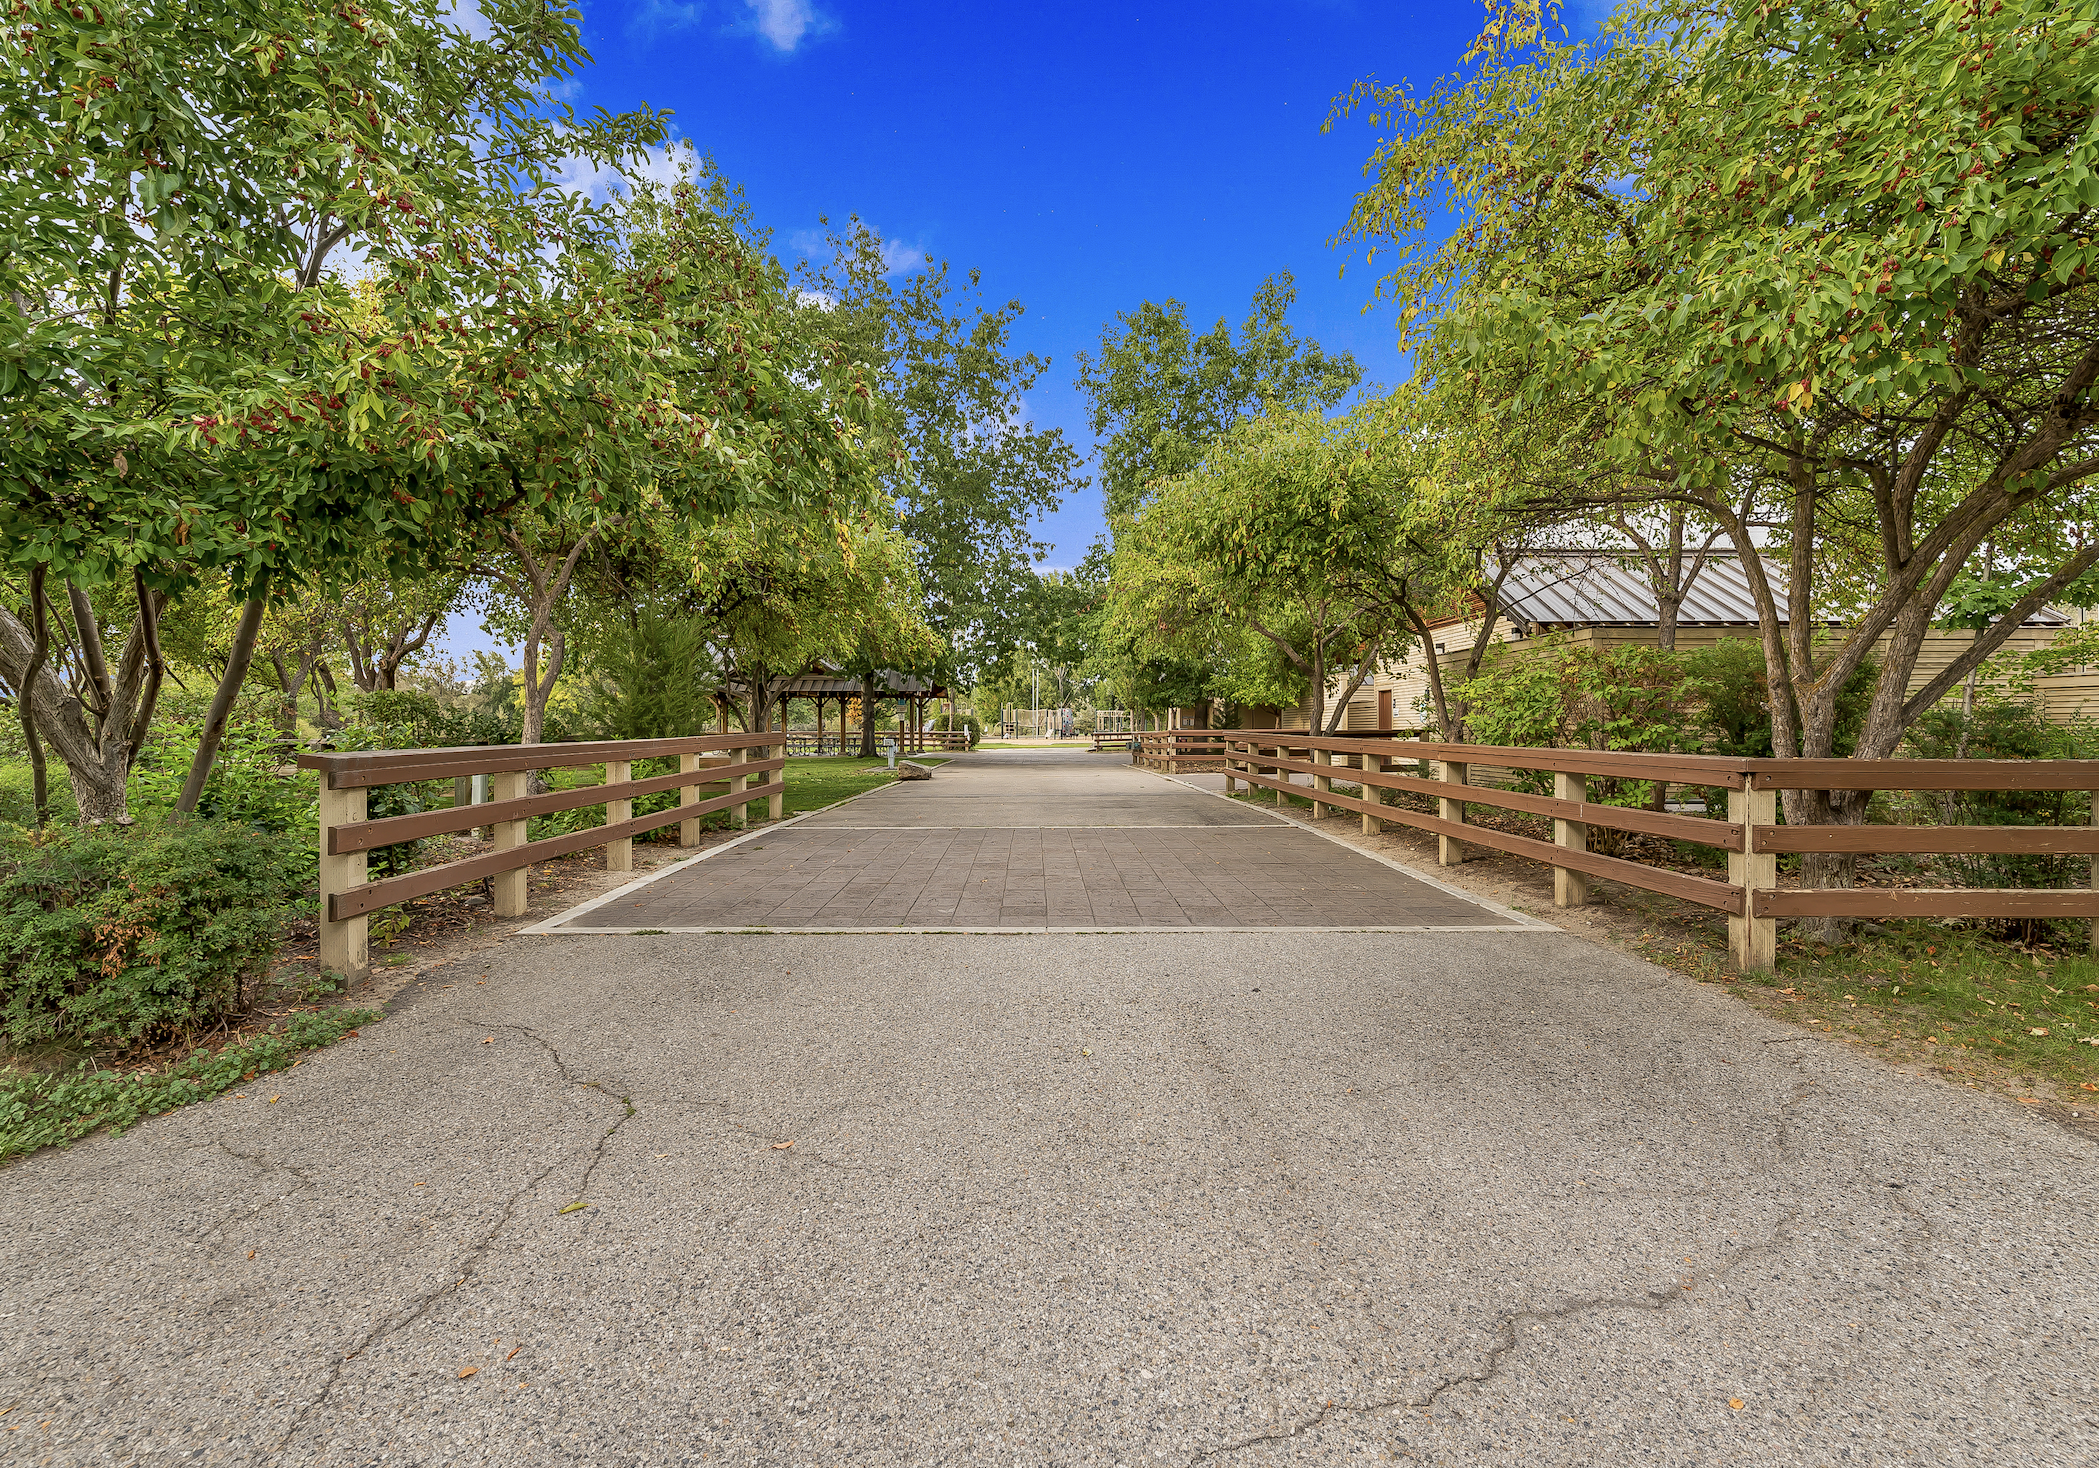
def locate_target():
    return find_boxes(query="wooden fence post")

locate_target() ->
[1362,750,1384,835]
[1224,740,1238,795]
[679,752,705,845]
[318,778,368,983]
[2073,785,2090,957]
[729,745,748,829]
[1275,742,1289,806]
[1311,746,1330,818]
[1438,759,1469,866]
[1728,783,1777,971]
[490,769,529,917]
[1553,771,1589,908]
[604,759,633,873]
[768,739,785,823]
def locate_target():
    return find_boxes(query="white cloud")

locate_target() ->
[554,137,698,205]
[747,0,828,51]
[442,0,494,41]
[628,0,704,38]
[626,0,832,51]
[796,288,839,310]
[789,221,928,279]
[878,235,927,276]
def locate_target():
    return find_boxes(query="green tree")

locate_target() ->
[1337,0,2099,894]
[1076,273,1362,522]
[691,510,938,738]
[0,0,667,818]
[796,220,1083,686]
[1105,405,1426,734]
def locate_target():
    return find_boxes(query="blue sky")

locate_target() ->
[578,0,1489,562]
[447,1,1497,661]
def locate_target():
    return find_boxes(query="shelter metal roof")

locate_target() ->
[1496,554,2067,629]
[766,670,947,698]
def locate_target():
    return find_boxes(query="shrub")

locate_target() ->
[0,1007,379,1162]
[580,608,718,740]
[1679,637,1879,761]
[342,689,510,750]
[0,820,297,1050]
[1900,698,2099,923]
[931,712,983,747]
[130,714,315,834]
[1455,638,1697,843]
[0,758,75,829]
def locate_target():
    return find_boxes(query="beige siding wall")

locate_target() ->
[2037,673,2099,723]
[1330,623,2072,734]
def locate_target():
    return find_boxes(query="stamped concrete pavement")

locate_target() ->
[542,750,1529,933]
[2,764,2095,1466]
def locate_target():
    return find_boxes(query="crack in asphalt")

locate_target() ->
[269,1021,631,1459]
[1189,1075,1823,1462]
[195,1142,320,1245]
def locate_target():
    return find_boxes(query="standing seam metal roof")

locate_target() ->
[1496,554,2066,628]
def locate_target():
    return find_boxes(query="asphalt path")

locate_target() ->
[3,762,2095,1465]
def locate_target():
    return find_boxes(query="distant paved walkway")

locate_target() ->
[543,749,1524,931]
[3,755,2094,1466]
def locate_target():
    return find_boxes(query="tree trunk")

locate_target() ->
[16,566,50,826]
[858,676,877,757]
[314,660,341,729]
[1305,645,1326,736]
[175,589,270,815]
[0,579,165,823]
[1655,591,1682,654]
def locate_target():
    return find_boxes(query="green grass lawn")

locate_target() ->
[1738,927,2099,1095]
[779,755,943,815]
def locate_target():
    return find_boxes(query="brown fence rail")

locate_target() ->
[1132,733,2099,969]
[298,733,788,981]
[781,729,970,756]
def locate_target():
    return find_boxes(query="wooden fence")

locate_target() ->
[1135,733,2099,969]
[781,729,971,756]
[297,733,786,981]
[1129,732,1231,770]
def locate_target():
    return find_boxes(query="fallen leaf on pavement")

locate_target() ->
[268,1095,280,1103]
[558,1201,588,1214]
[1729,1399,1743,1410]
[506,1347,522,1362]
[247,1250,255,1260]
[458,1367,478,1379]
[482,1037,494,1045]
[771,1140,794,1150]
